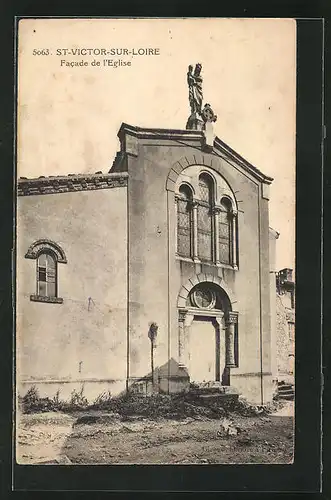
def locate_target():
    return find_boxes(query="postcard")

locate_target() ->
[16,18,296,466]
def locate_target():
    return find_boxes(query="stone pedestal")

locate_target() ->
[203,121,215,151]
[186,112,204,131]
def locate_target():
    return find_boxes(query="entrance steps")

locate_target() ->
[188,381,239,405]
[277,380,295,401]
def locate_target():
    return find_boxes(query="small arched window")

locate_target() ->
[37,252,57,297]
[177,184,193,258]
[197,173,214,261]
[219,197,232,265]
[25,239,67,304]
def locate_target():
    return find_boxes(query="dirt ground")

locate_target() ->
[16,401,294,465]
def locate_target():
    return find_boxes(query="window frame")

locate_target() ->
[25,239,66,304]
[197,172,214,262]
[36,250,58,299]
[175,168,239,270]
[219,196,233,266]
[176,183,194,258]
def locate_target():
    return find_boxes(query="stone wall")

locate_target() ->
[119,125,273,404]
[17,179,128,401]
[16,124,276,405]
[276,293,293,380]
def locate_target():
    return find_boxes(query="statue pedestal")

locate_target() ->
[186,112,204,131]
[202,121,215,151]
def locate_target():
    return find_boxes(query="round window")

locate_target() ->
[191,287,216,309]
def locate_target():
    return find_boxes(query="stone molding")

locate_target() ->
[226,311,239,324]
[117,123,273,186]
[25,239,67,263]
[124,133,139,157]
[262,182,270,200]
[30,294,63,304]
[231,371,272,378]
[212,206,223,215]
[118,122,204,143]
[21,377,123,384]
[178,310,187,322]
[177,273,236,309]
[17,172,128,196]
[165,145,273,193]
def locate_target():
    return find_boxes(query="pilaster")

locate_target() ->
[225,311,238,367]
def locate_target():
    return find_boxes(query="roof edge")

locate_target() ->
[117,122,273,184]
[214,137,273,184]
[17,172,128,196]
[118,122,204,142]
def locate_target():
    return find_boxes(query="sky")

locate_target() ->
[17,18,296,270]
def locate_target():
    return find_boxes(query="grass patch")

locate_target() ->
[18,386,285,419]
[18,385,89,414]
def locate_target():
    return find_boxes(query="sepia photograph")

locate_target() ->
[15,17,296,466]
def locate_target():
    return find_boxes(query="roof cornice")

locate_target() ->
[17,172,128,196]
[117,123,273,184]
[118,122,204,142]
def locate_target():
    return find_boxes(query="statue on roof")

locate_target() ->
[187,63,203,115]
[186,63,217,132]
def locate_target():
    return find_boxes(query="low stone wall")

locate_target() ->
[18,379,127,403]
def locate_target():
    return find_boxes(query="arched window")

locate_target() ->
[219,198,232,265]
[37,252,57,297]
[197,173,214,261]
[177,184,193,257]
[174,167,238,269]
[25,239,67,303]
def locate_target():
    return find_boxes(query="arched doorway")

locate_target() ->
[177,279,238,386]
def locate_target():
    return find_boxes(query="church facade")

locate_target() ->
[17,121,278,405]
[16,64,283,405]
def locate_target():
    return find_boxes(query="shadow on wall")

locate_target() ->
[128,357,190,395]
[18,358,190,407]
[17,358,190,419]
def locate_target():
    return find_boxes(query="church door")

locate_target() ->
[189,316,224,382]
